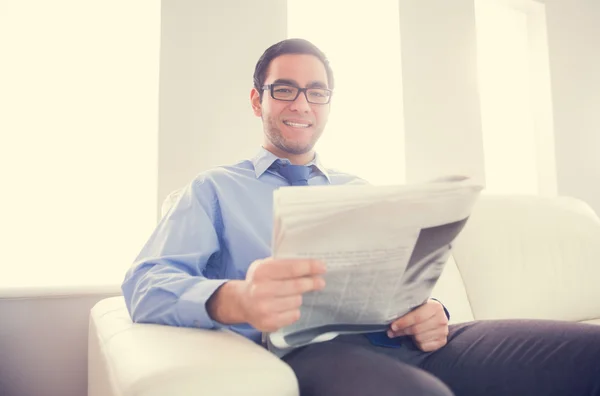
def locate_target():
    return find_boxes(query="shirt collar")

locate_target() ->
[251,147,331,182]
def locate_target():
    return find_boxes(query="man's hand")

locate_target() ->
[238,257,326,332]
[387,299,449,352]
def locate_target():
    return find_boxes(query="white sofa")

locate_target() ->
[88,194,600,396]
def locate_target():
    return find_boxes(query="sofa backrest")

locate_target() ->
[451,194,600,322]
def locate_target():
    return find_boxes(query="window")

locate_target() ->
[475,0,557,195]
[287,0,406,185]
[0,1,160,287]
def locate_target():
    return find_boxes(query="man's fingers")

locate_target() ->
[244,258,328,332]
[261,295,303,313]
[277,276,326,296]
[251,276,326,298]
[391,306,437,332]
[391,315,443,336]
[252,258,326,280]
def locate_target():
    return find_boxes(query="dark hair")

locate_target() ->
[253,38,334,100]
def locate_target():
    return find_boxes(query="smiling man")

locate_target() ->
[252,53,330,163]
[122,39,600,396]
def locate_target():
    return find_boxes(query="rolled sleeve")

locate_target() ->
[177,278,230,329]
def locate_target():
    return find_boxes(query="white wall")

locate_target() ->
[0,291,119,396]
[542,0,600,214]
[158,0,287,212]
[397,0,486,186]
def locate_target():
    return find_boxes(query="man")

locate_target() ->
[122,39,600,396]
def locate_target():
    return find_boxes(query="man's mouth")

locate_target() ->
[283,120,313,128]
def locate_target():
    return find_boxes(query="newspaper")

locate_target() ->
[265,175,483,353]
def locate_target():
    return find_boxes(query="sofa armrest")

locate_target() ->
[88,297,298,396]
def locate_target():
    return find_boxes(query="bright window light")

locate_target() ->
[475,0,556,195]
[0,1,160,288]
[287,0,405,185]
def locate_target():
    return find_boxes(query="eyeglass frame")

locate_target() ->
[261,84,333,105]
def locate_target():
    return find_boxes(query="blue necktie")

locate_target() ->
[277,164,310,186]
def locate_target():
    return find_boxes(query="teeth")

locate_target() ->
[284,121,311,128]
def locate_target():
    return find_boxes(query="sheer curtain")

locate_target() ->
[287,0,406,185]
[0,1,160,288]
[475,0,556,195]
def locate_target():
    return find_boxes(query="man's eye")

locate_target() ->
[275,88,293,94]
[309,90,327,97]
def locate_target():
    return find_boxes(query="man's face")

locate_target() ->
[251,54,331,157]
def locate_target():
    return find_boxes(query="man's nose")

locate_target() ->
[289,91,311,112]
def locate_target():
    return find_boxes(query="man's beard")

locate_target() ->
[263,117,323,155]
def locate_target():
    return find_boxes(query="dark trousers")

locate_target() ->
[282,319,600,396]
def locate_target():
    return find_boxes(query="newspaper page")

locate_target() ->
[266,176,483,352]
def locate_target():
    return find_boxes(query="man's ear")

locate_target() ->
[250,88,262,117]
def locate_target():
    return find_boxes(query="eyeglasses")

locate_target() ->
[262,84,333,105]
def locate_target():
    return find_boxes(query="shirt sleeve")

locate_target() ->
[121,176,228,329]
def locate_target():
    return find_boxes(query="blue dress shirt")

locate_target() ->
[121,148,367,345]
